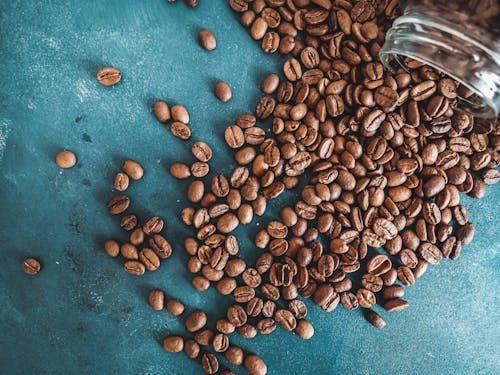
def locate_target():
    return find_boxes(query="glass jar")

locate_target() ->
[379,0,500,118]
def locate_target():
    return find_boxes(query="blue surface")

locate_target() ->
[0,1,499,374]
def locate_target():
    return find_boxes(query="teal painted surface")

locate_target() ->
[0,1,499,374]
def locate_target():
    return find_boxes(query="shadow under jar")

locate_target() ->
[379,0,500,118]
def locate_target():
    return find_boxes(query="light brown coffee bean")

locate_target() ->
[187,180,204,203]
[143,216,164,235]
[96,67,121,86]
[166,299,185,316]
[122,160,144,180]
[120,243,138,260]
[217,213,239,233]
[185,310,207,332]
[124,260,145,276]
[139,248,160,271]
[22,257,41,275]
[364,309,386,328]
[55,150,77,169]
[294,319,314,339]
[199,29,217,51]
[148,289,164,311]
[114,172,129,191]
[261,73,280,94]
[225,125,245,148]
[120,214,137,231]
[163,336,184,353]
[384,298,409,312]
[107,194,130,214]
[244,354,267,375]
[184,339,200,359]
[171,104,190,124]
[104,240,120,257]
[215,81,232,103]
[192,142,212,162]
[170,162,191,179]
[153,100,171,123]
[170,121,191,140]
[201,353,219,374]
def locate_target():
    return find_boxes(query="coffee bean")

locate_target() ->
[383,298,409,312]
[340,291,359,310]
[361,273,383,292]
[96,67,121,86]
[192,275,210,291]
[364,309,386,329]
[187,180,205,203]
[257,318,276,334]
[184,339,200,359]
[283,58,302,82]
[104,240,120,257]
[201,353,219,374]
[256,96,276,119]
[163,336,184,353]
[212,333,229,352]
[375,86,398,108]
[170,121,191,140]
[120,243,138,260]
[153,100,171,123]
[114,172,129,191]
[457,222,475,245]
[274,309,297,331]
[149,234,172,259]
[171,104,190,124]
[139,248,160,271]
[120,215,136,233]
[148,289,164,311]
[225,125,245,149]
[237,323,257,338]
[107,194,130,214]
[217,213,239,233]
[192,142,212,162]
[410,80,436,101]
[22,257,41,275]
[366,254,392,276]
[417,242,442,265]
[124,260,145,276]
[294,319,314,339]
[313,284,339,312]
[215,81,232,103]
[397,266,415,286]
[227,304,247,327]
[55,150,77,169]
[244,354,267,375]
[129,228,144,246]
[198,29,217,51]
[225,345,244,366]
[261,73,280,94]
[170,162,191,179]
[166,299,185,316]
[185,310,207,332]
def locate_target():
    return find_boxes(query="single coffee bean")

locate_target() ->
[417,242,442,265]
[257,318,276,334]
[294,319,314,339]
[96,67,121,86]
[120,243,138,260]
[356,288,376,308]
[194,329,214,346]
[201,353,219,374]
[171,104,190,124]
[366,254,392,276]
[129,228,144,246]
[217,319,235,334]
[212,333,229,352]
[192,275,211,291]
[237,323,257,339]
[283,58,302,81]
[149,234,172,259]
[143,216,164,236]
[192,142,213,162]
[170,162,191,179]
[274,309,297,331]
[104,240,120,257]
[55,150,77,169]
[170,121,191,140]
[214,81,232,103]
[382,285,405,299]
[457,222,475,245]
[244,354,267,375]
[225,125,245,148]
[364,309,386,329]
[124,260,145,276]
[139,248,160,271]
[313,284,340,312]
[261,73,280,94]
[119,214,136,231]
[153,100,171,123]
[227,304,247,327]
[375,86,398,108]
[340,291,359,310]
[217,213,239,233]
[225,345,244,366]
[114,172,129,191]
[185,310,207,332]
[122,160,143,180]
[162,336,184,353]
[148,289,164,311]
[22,257,41,275]
[410,80,436,101]
[166,299,185,316]
[383,298,409,312]
[199,29,217,51]
[397,266,415,286]
[107,194,130,214]
[184,339,200,359]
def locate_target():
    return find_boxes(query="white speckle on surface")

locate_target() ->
[0,120,11,164]
[75,78,95,103]
[43,36,60,50]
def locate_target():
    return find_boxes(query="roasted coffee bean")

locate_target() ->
[383,298,409,312]
[170,162,191,179]
[120,243,138,260]
[185,310,207,332]
[120,214,137,231]
[313,284,339,312]
[166,299,185,316]
[148,289,164,311]
[149,234,172,259]
[227,304,247,327]
[163,336,184,353]
[122,160,144,180]
[212,333,229,352]
[124,260,145,276]
[356,288,376,308]
[96,67,121,86]
[397,266,415,286]
[361,273,383,292]
[215,81,232,103]
[107,194,130,214]
[233,286,255,303]
[143,216,164,236]
[244,354,267,375]
[257,318,276,334]
[191,162,210,178]
[139,248,160,271]
[256,96,276,119]
[417,242,442,265]
[192,142,213,162]
[130,228,144,246]
[188,180,205,203]
[294,319,314,340]
[201,353,219,374]
[22,257,41,275]
[184,339,200,359]
[457,223,475,245]
[195,329,214,346]
[104,240,120,257]
[366,254,392,276]
[340,292,359,310]
[288,299,307,319]
[199,29,217,51]
[217,277,237,295]
[283,58,302,81]
[225,346,244,366]
[237,323,257,339]
[261,73,280,94]
[153,100,170,123]
[225,125,245,148]
[364,309,386,329]
[114,172,129,191]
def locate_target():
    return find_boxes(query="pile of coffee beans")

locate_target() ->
[148,288,267,375]
[105,160,173,275]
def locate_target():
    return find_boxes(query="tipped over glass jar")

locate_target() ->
[379,0,500,118]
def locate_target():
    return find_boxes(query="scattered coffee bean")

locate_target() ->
[124,260,145,276]
[22,257,41,275]
[120,214,137,231]
[107,194,130,215]
[153,100,171,123]
[148,289,165,311]
[199,29,216,51]
[55,150,77,169]
[114,172,129,191]
[122,160,144,180]
[364,309,386,329]
[185,310,207,332]
[294,319,314,340]
[171,104,190,124]
[225,345,244,366]
[166,299,185,316]
[244,354,267,375]
[201,353,219,374]
[96,67,121,86]
[163,336,184,353]
[184,339,200,359]
[215,81,232,103]
[104,240,120,257]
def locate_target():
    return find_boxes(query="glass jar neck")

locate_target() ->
[379,6,500,118]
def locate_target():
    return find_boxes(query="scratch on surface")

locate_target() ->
[0,120,11,163]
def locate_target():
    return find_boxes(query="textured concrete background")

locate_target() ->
[0,1,499,374]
